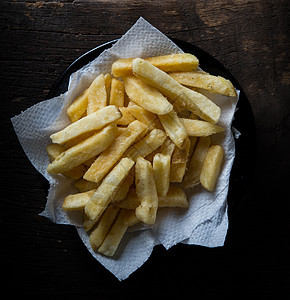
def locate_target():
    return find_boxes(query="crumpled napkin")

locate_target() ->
[11,17,239,280]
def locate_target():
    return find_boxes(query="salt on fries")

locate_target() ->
[46,52,236,257]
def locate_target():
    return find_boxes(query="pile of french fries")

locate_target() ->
[46,53,236,257]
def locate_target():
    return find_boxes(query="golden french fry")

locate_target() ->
[84,157,135,221]
[170,137,191,182]
[46,143,87,179]
[153,153,171,197]
[123,75,173,115]
[158,110,188,149]
[169,71,237,97]
[87,74,107,114]
[180,118,224,136]
[98,209,130,257]
[89,205,120,250]
[135,157,158,225]
[83,120,147,183]
[182,137,211,188]
[50,105,122,145]
[111,53,199,77]
[62,190,96,211]
[67,88,89,122]
[47,124,116,174]
[158,185,188,208]
[132,58,221,124]
[125,129,167,161]
[200,145,224,191]
[109,78,125,107]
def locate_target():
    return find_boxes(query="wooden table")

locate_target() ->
[1,0,289,296]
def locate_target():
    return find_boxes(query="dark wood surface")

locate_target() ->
[1,0,289,297]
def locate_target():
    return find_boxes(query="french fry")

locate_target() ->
[182,137,211,188]
[62,190,96,211]
[67,88,89,123]
[158,110,188,149]
[50,105,122,145]
[169,71,237,97]
[87,74,107,114]
[123,75,173,115]
[200,145,224,191]
[159,137,176,157]
[89,205,120,250]
[135,157,158,225]
[83,120,147,183]
[132,58,221,124]
[180,118,224,136]
[153,153,171,197]
[170,137,191,182]
[109,78,125,107]
[125,129,167,161]
[98,209,130,257]
[47,124,116,174]
[104,73,112,102]
[46,143,87,179]
[84,157,135,221]
[111,53,199,77]
[112,170,135,203]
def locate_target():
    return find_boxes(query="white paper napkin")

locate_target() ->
[11,17,239,280]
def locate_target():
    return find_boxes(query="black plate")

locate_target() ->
[48,39,256,218]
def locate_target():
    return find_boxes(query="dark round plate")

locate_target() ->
[48,39,256,218]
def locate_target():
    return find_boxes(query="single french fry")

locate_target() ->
[117,107,136,126]
[46,143,87,180]
[74,178,99,193]
[83,120,147,183]
[158,110,188,149]
[123,75,173,115]
[63,190,96,211]
[182,137,211,188]
[84,157,135,221]
[158,185,188,208]
[89,205,120,250]
[125,129,167,161]
[109,78,124,107]
[135,157,158,225]
[169,71,237,97]
[98,209,130,257]
[132,58,221,124]
[47,124,116,174]
[170,137,191,182]
[200,145,224,191]
[153,153,171,197]
[50,105,122,145]
[87,74,107,114]
[67,88,89,123]
[111,53,199,77]
[180,118,224,136]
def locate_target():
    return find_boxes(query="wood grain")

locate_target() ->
[1,0,289,296]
